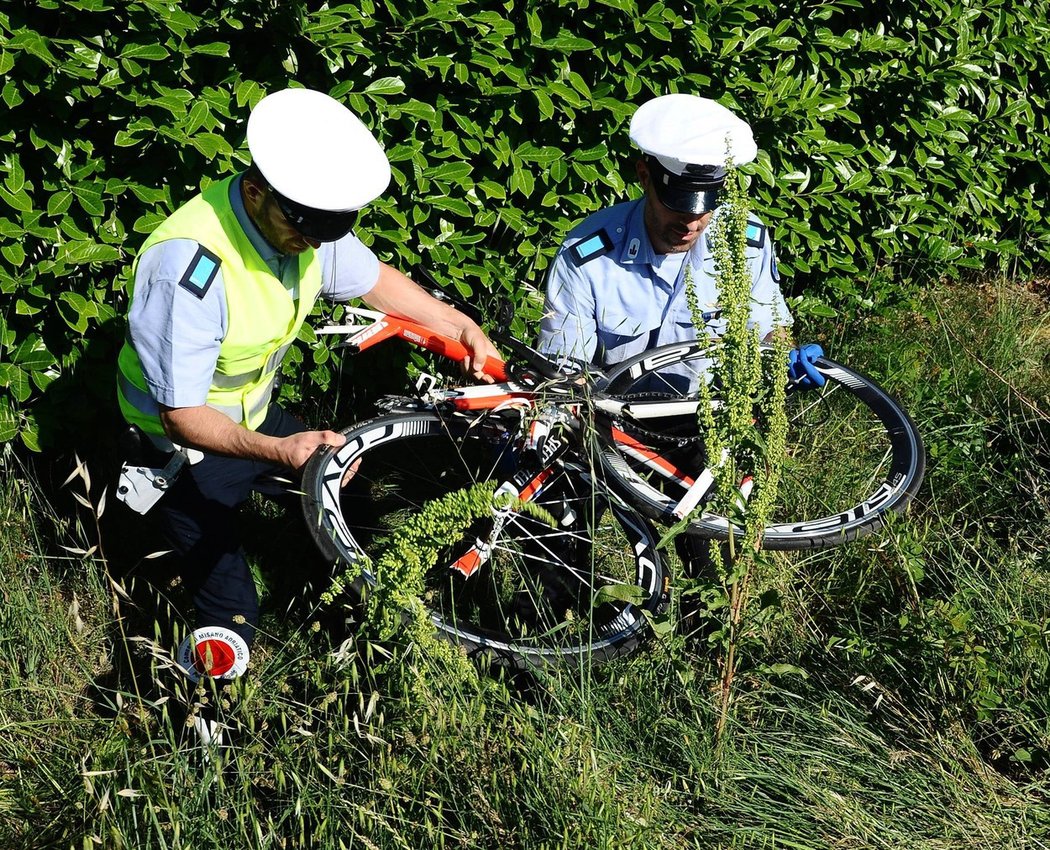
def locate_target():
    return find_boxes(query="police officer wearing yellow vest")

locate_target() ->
[116,88,499,670]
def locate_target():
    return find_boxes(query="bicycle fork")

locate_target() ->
[450,416,573,579]
[610,427,754,520]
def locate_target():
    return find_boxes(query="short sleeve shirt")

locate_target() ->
[537,199,791,369]
[127,175,381,408]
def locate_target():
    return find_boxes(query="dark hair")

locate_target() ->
[244,162,266,186]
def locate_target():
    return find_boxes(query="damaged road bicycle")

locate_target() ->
[301,278,925,668]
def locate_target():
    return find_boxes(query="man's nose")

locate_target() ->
[678,210,711,226]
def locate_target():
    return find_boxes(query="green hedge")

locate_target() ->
[1,0,1048,449]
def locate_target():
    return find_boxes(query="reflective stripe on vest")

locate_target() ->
[209,342,292,389]
[118,372,244,424]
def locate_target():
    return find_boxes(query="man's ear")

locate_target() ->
[636,157,650,189]
[241,172,267,208]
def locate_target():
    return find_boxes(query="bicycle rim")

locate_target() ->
[599,342,925,550]
[301,411,667,667]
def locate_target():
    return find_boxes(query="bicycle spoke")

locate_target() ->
[302,412,667,666]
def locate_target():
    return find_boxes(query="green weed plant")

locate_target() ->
[1,0,1048,450]
[673,160,790,743]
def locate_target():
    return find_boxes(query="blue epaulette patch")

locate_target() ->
[569,229,614,267]
[746,220,766,249]
[178,246,221,299]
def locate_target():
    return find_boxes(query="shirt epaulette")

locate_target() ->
[177,246,222,299]
[745,218,766,249]
[568,229,615,267]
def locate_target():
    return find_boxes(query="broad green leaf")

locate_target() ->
[58,291,91,333]
[510,167,535,198]
[194,42,230,57]
[235,79,262,108]
[592,583,647,606]
[515,143,562,165]
[0,403,18,443]
[476,180,507,200]
[364,77,406,96]
[12,337,56,370]
[20,427,40,452]
[4,159,25,195]
[1,244,25,267]
[73,185,105,217]
[0,364,30,403]
[189,133,232,160]
[133,212,167,234]
[120,57,143,77]
[0,186,31,212]
[742,26,772,51]
[6,31,57,65]
[427,197,472,217]
[60,241,121,265]
[398,100,437,122]
[47,190,73,216]
[121,43,169,61]
[534,89,554,119]
[185,101,210,134]
[543,34,596,52]
[425,162,473,183]
[2,81,21,110]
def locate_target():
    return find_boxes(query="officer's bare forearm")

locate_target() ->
[160,406,285,462]
[159,405,344,470]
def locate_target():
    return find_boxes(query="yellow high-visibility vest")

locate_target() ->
[117,176,322,436]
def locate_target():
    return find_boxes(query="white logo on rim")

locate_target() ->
[177,626,250,682]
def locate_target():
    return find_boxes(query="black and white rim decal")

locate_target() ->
[310,417,663,657]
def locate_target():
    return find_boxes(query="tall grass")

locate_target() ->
[1,279,1048,849]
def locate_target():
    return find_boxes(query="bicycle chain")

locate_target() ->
[606,392,706,446]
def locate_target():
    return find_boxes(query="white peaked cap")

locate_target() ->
[629,94,757,174]
[247,88,391,212]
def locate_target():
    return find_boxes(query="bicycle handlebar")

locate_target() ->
[318,268,587,387]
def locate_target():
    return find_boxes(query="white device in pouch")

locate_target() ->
[116,440,204,515]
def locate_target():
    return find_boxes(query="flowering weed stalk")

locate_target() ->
[684,159,790,744]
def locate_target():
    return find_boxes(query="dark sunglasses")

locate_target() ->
[270,186,360,242]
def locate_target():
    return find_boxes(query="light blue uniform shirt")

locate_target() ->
[128,175,381,408]
[538,199,791,368]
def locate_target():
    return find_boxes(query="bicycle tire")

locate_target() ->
[301,411,668,668]
[598,342,925,550]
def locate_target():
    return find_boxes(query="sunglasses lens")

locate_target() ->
[272,189,360,242]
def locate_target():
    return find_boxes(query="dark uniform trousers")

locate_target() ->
[154,405,307,646]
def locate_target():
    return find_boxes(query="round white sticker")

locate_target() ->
[177,626,250,682]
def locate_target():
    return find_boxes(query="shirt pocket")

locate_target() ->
[595,301,655,365]
[671,298,727,338]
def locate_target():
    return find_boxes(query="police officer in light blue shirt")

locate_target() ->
[538,94,827,596]
[538,93,794,369]
[116,90,499,738]
[129,178,382,411]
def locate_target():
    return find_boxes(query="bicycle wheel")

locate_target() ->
[301,410,668,668]
[598,342,925,550]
